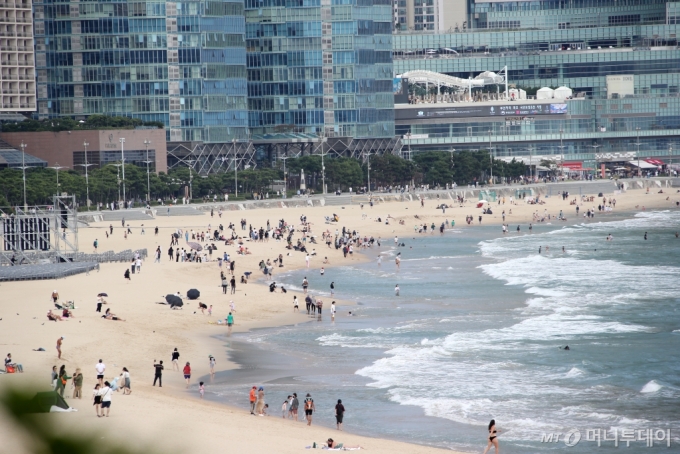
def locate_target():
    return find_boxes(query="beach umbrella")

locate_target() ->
[187,242,203,251]
[97,293,108,297]
[165,294,183,307]
[187,289,200,300]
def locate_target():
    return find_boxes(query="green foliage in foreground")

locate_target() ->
[0,387,155,454]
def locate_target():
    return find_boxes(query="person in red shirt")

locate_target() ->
[249,386,257,414]
[183,362,191,388]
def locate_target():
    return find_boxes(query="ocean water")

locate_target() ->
[208,211,680,453]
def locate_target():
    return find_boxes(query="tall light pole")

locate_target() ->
[590,143,600,179]
[185,159,195,202]
[366,151,371,193]
[526,146,534,181]
[557,129,566,180]
[20,141,27,210]
[488,128,493,184]
[280,156,290,198]
[635,127,641,178]
[318,132,328,194]
[143,139,151,203]
[119,138,126,204]
[232,138,238,198]
[49,163,65,195]
[112,163,123,204]
[76,141,93,210]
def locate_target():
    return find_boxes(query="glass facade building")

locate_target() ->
[33,0,248,144]
[245,0,395,145]
[393,1,680,165]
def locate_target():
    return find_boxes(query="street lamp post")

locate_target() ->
[635,127,641,178]
[112,163,123,204]
[119,138,126,205]
[232,139,239,198]
[366,151,371,193]
[76,141,94,210]
[317,132,328,194]
[590,143,600,179]
[488,128,493,184]
[527,146,534,182]
[143,139,151,203]
[20,141,27,210]
[49,163,65,195]
[280,156,290,198]
[558,129,566,180]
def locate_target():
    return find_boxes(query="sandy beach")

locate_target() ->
[1,183,678,454]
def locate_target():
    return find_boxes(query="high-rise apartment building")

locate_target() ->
[393,0,466,32]
[32,0,249,171]
[0,0,36,112]
[393,1,680,168]
[245,0,398,158]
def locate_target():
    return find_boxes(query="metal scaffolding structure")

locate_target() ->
[259,136,403,162]
[166,137,401,174]
[0,195,78,266]
[166,141,258,174]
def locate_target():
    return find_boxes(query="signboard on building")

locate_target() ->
[394,78,409,104]
[606,75,634,99]
[395,103,568,120]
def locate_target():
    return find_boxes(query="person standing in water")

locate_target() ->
[482,419,500,454]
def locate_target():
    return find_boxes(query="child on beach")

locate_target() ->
[199,382,205,399]
[282,399,289,418]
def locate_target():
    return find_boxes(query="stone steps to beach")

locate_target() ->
[157,206,205,216]
[101,210,153,222]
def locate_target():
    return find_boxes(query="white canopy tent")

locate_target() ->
[536,87,554,99]
[554,86,573,99]
[628,160,657,169]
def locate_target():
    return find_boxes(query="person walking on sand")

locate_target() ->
[335,399,345,430]
[172,348,180,371]
[249,386,257,414]
[95,359,106,386]
[209,355,216,377]
[100,381,112,417]
[482,419,500,454]
[227,312,234,334]
[56,336,64,359]
[51,290,59,303]
[293,296,299,312]
[121,367,131,394]
[230,275,236,294]
[304,393,316,426]
[183,362,192,388]
[256,386,265,415]
[153,360,164,386]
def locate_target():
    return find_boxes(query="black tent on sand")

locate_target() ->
[27,391,76,413]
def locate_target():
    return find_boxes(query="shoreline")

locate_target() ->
[1,189,678,453]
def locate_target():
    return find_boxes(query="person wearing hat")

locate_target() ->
[249,386,257,414]
[256,386,266,416]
